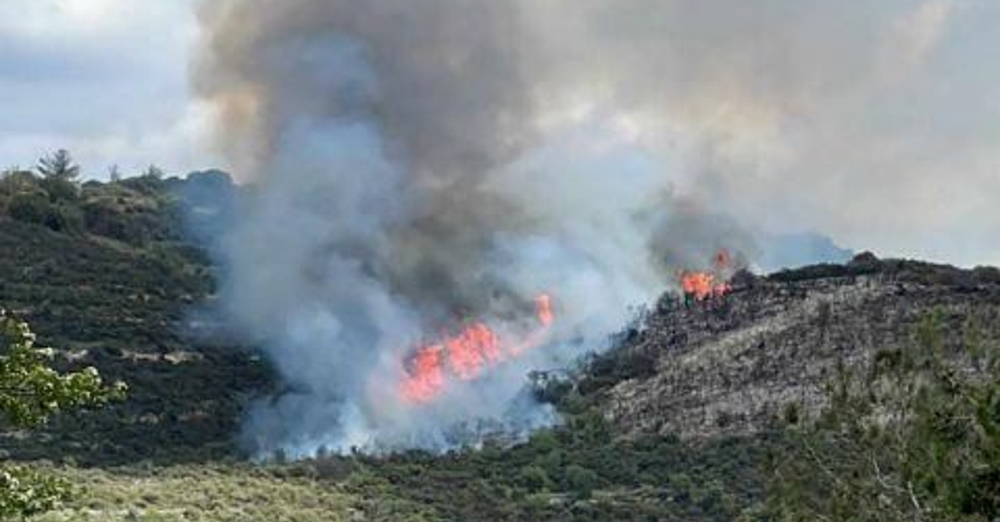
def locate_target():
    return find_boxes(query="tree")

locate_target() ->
[518,465,552,493]
[565,464,599,499]
[36,150,80,181]
[107,165,121,182]
[769,311,1000,522]
[0,311,126,519]
[143,164,165,179]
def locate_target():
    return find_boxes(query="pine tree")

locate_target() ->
[36,150,80,181]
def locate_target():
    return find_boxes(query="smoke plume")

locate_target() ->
[192,0,990,456]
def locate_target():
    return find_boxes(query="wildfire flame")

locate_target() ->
[677,248,733,300]
[400,293,555,403]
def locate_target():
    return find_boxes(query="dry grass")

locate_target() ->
[33,464,359,522]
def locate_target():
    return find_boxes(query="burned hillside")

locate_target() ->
[581,254,1000,440]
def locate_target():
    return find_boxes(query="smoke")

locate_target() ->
[192,0,992,456]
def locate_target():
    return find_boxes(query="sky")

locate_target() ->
[0,0,998,267]
[0,0,218,176]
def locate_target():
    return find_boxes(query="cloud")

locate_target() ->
[0,0,220,176]
[1,0,996,269]
[889,0,959,70]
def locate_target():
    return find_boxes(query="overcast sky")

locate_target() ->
[0,0,218,177]
[1,0,998,266]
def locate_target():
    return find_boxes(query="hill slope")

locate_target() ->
[583,257,1000,439]
[0,172,271,465]
[1,171,999,520]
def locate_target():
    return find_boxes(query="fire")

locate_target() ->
[399,346,445,403]
[534,293,554,327]
[677,249,733,300]
[399,293,555,403]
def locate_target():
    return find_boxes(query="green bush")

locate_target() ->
[8,192,51,225]
[39,176,80,203]
[564,464,599,499]
[518,465,552,493]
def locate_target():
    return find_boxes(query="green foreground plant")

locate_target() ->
[0,312,125,519]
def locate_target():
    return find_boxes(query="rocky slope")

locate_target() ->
[592,255,1000,440]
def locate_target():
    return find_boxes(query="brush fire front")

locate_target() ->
[397,250,735,406]
[400,294,555,403]
[677,249,736,301]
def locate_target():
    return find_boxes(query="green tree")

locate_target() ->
[0,311,126,519]
[565,464,599,499]
[36,150,80,181]
[518,465,552,493]
[769,311,1000,522]
[143,164,165,179]
[107,164,121,182]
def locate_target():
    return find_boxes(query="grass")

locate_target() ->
[36,464,361,522]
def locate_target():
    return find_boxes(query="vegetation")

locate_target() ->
[0,312,125,519]
[0,150,996,521]
[769,310,1000,521]
[34,464,360,522]
[0,158,268,467]
[36,150,80,181]
[327,415,770,521]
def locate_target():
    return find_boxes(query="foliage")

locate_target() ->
[320,414,771,522]
[0,312,126,428]
[39,175,79,204]
[0,466,71,518]
[564,464,599,499]
[143,165,166,179]
[1,151,188,240]
[34,464,362,522]
[7,192,50,226]
[4,149,999,521]
[0,312,125,519]
[36,150,80,181]
[769,310,1000,522]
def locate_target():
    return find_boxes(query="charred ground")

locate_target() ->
[585,254,1000,440]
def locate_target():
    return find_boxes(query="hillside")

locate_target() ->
[0,171,998,520]
[585,256,1000,439]
[0,171,272,465]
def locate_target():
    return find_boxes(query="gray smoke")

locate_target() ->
[192,0,981,456]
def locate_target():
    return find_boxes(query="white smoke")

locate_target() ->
[217,113,685,457]
[192,0,983,456]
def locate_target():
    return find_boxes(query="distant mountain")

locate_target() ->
[755,231,853,272]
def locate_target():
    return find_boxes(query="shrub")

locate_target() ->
[565,465,599,499]
[39,176,80,203]
[518,466,552,493]
[8,192,50,225]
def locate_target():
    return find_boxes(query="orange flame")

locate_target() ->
[399,346,445,403]
[399,293,555,403]
[534,293,554,327]
[678,249,733,301]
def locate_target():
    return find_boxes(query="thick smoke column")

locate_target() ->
[193,0,976,455]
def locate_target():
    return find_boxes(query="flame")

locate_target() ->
[399,346,445,403]
[677,249,733,300]
[534,293,554,327]
[399,293,555,403]
[712,248,732,269]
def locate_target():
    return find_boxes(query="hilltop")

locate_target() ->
[585,255,1000,439]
